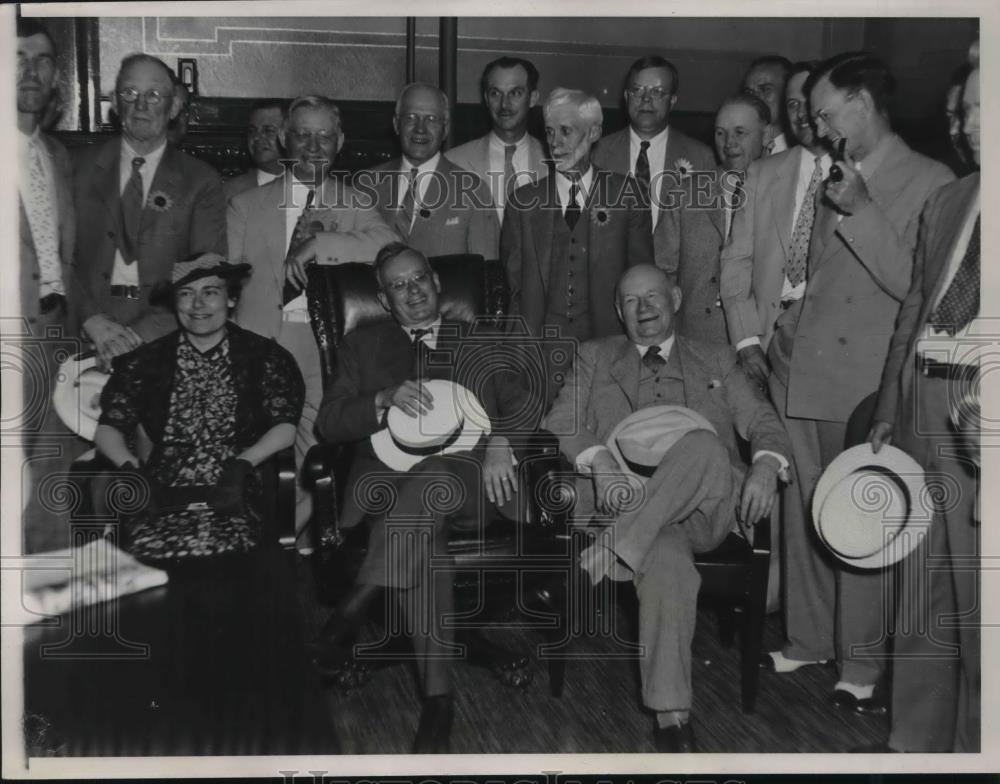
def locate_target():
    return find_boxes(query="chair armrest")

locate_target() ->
[516,430,576,529]
[275,446,297,549]
[302,443,349,550]
[751,513,771,555]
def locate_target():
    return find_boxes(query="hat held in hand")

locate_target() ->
[607,405,717,477]
[371,379,492,472]
[812,443,929,569]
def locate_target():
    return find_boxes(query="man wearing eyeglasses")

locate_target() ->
[228,94,397,548]
[357,83,499,261]
[445,57,548,225]
[72,53,227,367]
[592,56,716,270]
[224,99,288,201]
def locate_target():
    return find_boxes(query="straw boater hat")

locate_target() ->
[812,443,929,569]
[605,405,717,477]
[52,353,107,442]
[371,379,492,472]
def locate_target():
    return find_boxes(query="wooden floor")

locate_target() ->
[297,555,890,755]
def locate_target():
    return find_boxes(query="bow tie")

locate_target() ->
[410,327,433,341]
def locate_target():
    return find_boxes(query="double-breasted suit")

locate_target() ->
[72,138,227,342]
[770,133,953,683]
[874,173,981,752]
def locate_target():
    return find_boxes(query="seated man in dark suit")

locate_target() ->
[312,242,540,753]
[544,264,790,752]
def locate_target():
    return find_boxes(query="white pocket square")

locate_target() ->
[445,216,460,226]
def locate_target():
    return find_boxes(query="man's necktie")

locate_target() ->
[635,140,651,207]
[503,144,517,201]
[642,344,666,374]
[726,172,745,241]
[22,140,62,292]
[120,156,145,265]
[282,188,316,305]
[930,216,980,336]
[786,156,823,287]
[565,182,581,230]
[397,167,419,237]
[411,327,433,377]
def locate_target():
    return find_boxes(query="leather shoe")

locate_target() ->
[653,721,698,753]
[830,688,887,717]
[412,694,454,754]
[759,650,830,673]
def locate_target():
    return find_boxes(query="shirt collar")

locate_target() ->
[634,333,676,359]
[121,138,167,169]
[629,125,669,152]
[855,133,896,182]
[489,131,529,152]
[402,152,441,175]
[405,315,443,341]
[555,166,594,205]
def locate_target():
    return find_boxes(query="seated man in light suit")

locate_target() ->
[543,264,790,752]
[357,83,499,260]
[445,56,548,226]
[228,94,398,545]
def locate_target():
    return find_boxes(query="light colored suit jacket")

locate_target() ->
[228,174,398,339]
[659,167,730,344]
[19,132,78,332]
[874,173,979,435]
[72,138,227,341]
[223,169,262,202]
[544,333,789,483]
[356,156,499,260]
[501,168,654,339]
[720,147,805,350]
[786,134,954,422]
[445,133,549,220]
[592,125,715,262]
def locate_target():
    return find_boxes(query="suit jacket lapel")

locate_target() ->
[609,339,640,411]
[267,179,291,291]
[92,138,123,233]
[532,178,557,296]
[771,149,800,263]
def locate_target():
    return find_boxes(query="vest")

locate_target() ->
[546,212,592,337]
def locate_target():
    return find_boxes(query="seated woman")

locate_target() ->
[94,253,305,696]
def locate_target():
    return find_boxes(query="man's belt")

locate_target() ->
[918,354,979,381]
[110,285,141,300]
[38,293,66,315]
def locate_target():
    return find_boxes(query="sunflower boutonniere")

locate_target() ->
[590,208,612,228]
[147,190,175,212]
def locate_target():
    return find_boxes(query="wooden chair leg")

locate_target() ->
[741,553,770,714]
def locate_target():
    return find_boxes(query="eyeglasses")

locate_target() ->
[397,113,445,129]
[287,129,339,147]
[17,53,56,75]
[384,271,431,293]
[118,87,168,105]
[625,85,671,101]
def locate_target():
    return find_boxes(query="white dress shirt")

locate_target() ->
[554,166,593,215]
[769,132,789,156]
[917,190,983,365]
[398,153,441,232]
[487,131,531,220]
[628,125,669,228]
[110,139,167,286]
[256,168,281,187]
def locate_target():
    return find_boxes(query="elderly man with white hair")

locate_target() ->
[356,82,498,260]
[501,87,654,403]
